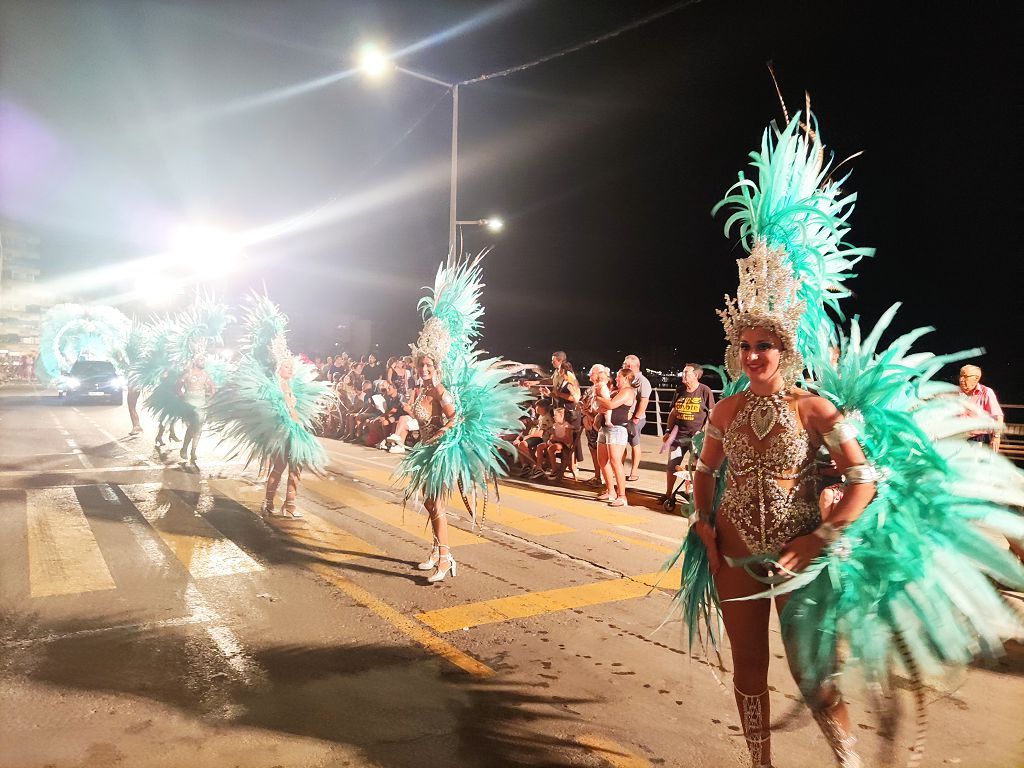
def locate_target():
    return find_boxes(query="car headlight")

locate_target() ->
[110,376,126,388]
[65,377,81,389]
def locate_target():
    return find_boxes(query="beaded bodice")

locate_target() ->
[719,390,819,555]
[412,390,441,439]
[182,370,210,404]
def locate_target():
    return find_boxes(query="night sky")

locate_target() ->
[2,1,1021,399]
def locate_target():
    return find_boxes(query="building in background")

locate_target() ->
[0,221,45,357]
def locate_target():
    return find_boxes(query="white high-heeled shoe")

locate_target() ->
[417,545,440,571]
[427,554,457,583]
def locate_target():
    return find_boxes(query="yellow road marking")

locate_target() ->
[307,562,494,678]
[592,529,674,554]
[121,484,264,579]
[208,478,384,563]
[498,482,646,526]
[304,475,485,547]
[576,734,652,767]
[416,569,681,633]
[27,487,116,598]
[349,467,575,537]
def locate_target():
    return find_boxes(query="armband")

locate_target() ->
[705,423,724,441]
[440,391,454,406]
[823,420,859,452]
[843,464,880,484]
[812,521,845,544]
[695,458,718,476]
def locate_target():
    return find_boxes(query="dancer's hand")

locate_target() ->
[692,520,721,574]
[778,534,825,576]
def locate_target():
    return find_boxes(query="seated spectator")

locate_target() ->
[542,407,577,481]
[364,381,403,448]
[526,402,554,480]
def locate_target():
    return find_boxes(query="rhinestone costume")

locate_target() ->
[412,390,441,441]
[720,391,819,555]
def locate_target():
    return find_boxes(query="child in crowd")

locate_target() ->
[520,401,553,479]
[542,407,576,480]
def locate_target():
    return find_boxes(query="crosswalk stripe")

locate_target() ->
[27,487,116,598]
[304,475,486,547]
[349,467,575,537]
[120,483,264,579]
[207,477,385,563]
[415,568,681,633]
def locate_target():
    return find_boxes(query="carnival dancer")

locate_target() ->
[142,299,231,454]
[396,251,531,583]
[176,354,215,463]
[670,109,1024,768]
[207,294,333,518]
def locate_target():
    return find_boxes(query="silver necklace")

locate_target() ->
[746,390,787,441]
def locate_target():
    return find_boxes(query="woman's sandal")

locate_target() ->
[626,474,640,482]
[608,497,627,507]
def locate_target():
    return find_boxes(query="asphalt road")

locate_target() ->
[1,384,1021,768]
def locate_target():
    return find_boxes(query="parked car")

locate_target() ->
[57,360,124,405]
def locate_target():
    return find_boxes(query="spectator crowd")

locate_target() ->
[304,349,717,510]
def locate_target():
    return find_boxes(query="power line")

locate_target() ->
[459,0,702,86]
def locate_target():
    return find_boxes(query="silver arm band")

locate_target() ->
[705,423,724,441]
[440,391,454,405]
[823,420,859,452]
[695,458,719,476]
[813,521,845,544]
[843,464,880,484]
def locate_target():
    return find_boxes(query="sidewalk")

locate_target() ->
[320,431,681,515]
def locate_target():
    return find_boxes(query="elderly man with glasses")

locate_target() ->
[959,364,1004,452]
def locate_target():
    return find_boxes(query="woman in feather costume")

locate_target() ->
[671,110,1024,768]
[139,299,232,455]
[397,252,530,583]
[207,294,333,518]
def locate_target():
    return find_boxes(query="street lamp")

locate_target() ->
[357,44,463,263]
[457,217,504,233]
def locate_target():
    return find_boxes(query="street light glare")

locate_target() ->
[358,44,391,79]
[486,217,504,233]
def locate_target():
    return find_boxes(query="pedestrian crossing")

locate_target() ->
[7,474,683,641]
[26,487,116,598]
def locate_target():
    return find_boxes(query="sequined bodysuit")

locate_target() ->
[719,391,819,555]
[412,390,441,441]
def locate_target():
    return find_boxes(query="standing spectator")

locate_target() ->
[594,368,637,506]
[581,365,610,486]
[622,354,653,481]
[659,363,715,506]
[959,364,1004,451]
[542,352,583,462]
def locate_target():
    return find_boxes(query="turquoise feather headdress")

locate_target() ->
[712,112,874,381]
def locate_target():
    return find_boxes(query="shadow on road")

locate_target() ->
[2,617,598,766]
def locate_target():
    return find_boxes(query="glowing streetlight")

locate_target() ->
[358,43,392,80]
[169,223,241,281]
[457,217,505,234]
[356,43,461,260]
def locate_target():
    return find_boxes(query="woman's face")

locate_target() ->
[418,357,436,382]
[279,358,295,379]
[739,327,783,384]
[616,371,629,389]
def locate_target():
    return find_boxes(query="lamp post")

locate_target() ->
[358,45,462,264]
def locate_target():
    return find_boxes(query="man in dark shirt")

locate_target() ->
[659,363,715,504]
